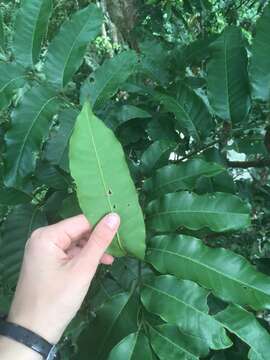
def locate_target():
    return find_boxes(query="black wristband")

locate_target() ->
[0,317,59,359]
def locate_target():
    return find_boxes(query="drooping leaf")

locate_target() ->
[143,159,225,199]
[76,293,138,360]
[0,63,25,111]
[108,330,153,360]
[249,3,270,101]
[141,140,176,176]
[207,26,250,123]
[146,191,250,232]
[149,324,209,360]
[148,235,270,310]
[104,105,151,132]
[13,0,53,66]
[4,85,59,189]
[45,108,78,172]
[141,275,232,350]
[215,304,270,360]
[69,102,146,259]
[80,51,138,110]
[0,204,47,286]
[44,4,102,88]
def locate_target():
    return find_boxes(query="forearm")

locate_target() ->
[0,336,42,360]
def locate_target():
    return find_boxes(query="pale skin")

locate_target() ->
[0,212,121,359]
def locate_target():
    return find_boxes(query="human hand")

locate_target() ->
[7,213,120,345]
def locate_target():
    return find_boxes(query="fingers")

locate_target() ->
[75,213,120,271]
[100,253,114,265]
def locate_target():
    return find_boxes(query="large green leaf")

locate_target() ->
[141,140,176,176]
[143,159,225,199]
[148,324,209,359]
[146,191,250,232]
[4,85,59,189]
[148,235,270,310]
[13,0,52,66]
[0,63,25,111]
[108,330,153,360]
[80,51,138,110]
[0,204,47,286]
[44,108,78,172]
[249,3,270,101]
[76,292,138,360]
[154,86,212,142]
[44,4,103,88]
[207,26,250,123]
[141,275,232,350]
[215,305,270,360]
[69,102,146,259]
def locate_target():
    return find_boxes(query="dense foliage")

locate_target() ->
[1,0,270,359]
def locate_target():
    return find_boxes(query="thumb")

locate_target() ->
[75,213,120,271]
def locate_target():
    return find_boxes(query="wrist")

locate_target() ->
[0,335,43,360]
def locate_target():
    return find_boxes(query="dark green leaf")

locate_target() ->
[44,4,103,88]
[69,102,146,259]
[148,234,270,310]
[0,63,25,111]
[4,85,59,189]
[141,275,232,350]
[207,26,250,123]
[215,304,270,360]
[80,51,138,110]
[146,191,250,232]
[13,0,53,66]
[0,204,47,286]
[249,3,270,101]
[143,159,225,199]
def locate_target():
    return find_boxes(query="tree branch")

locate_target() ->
[227,159,270,168]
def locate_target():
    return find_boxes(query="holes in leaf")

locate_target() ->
[113,205,116,210]
[108,189,112,196]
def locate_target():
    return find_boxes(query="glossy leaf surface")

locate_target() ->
[141,275,232,350]
[81,51,138,110]
[69,102,146,259]
[13,0,52,66]
[148,235,270,310]
[146,191,250,232]
[4,85,59,189]
[44,4,102,88]
[207,26,250,123]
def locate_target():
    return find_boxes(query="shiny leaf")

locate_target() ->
[207,26,250,123]
[69,102,146,259]
[44,4,102,88]
[146,191,250,232]
[13,0,53,66]
[148,235,270,310]
[141,275,232,350]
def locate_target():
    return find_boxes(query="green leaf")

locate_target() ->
[104,105,151,132]
[76,292,138,360]
[13,0,53,66]
[141,275,232,350]
[108,330,153,360]
[69,102,146,259]
[149,324,209,359]
[215,304,270,360]
[35,161,70,190]
[155,85,213,142]
[4,85,59,189]
[249,3,270,101]
[141,140,176,176]
[44,4,103,88]
[146,191,250,232]
[0,10,5,52]
[207,26,250,123]
[0,204,47,286]
[148,234,270,310]
[0,63,25,111]
[0,186,31,205]
[80,51,138,110]
[143,159,225,199]
[45,108,78,172]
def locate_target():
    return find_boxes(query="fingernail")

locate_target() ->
[105,213,120,230]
